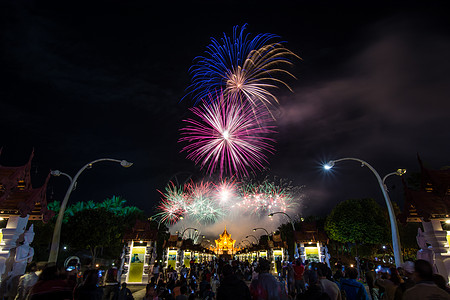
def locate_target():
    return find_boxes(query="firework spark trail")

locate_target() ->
[237,179,299,216]
[180,93,276,177]
[154,182,187,224]
[185,181,225,224]
[186,24,300,109]
[155,178,302,226]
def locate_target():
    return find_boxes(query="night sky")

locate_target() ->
[1,0,450,220]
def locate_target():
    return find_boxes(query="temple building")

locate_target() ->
[121,220,158,284]
[399,157,450,281]
[213,227,238,255]
[294,221,330,267]
[0,149,53,282]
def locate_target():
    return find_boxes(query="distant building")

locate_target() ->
[399,156,450,282]
[213,226,238,255]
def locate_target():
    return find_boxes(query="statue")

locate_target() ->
[417,228,434,264]
[324,246,331,268]
[11,225,35,278]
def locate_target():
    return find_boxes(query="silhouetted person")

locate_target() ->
[28,264,73,300]
[217,264,250,300]
[103,268,120,300]
[296,266,331,300]
[394,261,415,300]
[364,263,375,300]
[340,267,369,300]
[250,258,287,300]
[74,269,103,300]
[118,282,133,300]
[403,260,450,300]
[293,259,305,295]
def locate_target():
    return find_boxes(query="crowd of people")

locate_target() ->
[0,262,133,300]
[1,258,450,300]
[144,258,450,300]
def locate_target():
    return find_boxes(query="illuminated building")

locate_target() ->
[400,156,450,282]
[213,226,238,255]
[0,150,53,282]
[294,222,330,267]
[121,220,157,283]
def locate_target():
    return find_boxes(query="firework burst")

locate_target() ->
[238,178,300,216]
[180,93,276,177]
[154,182,187,224]
[154,178,302,226]
[185,181,225,224]
[186,24,300,109]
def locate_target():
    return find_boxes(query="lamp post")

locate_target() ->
[253,228,270,236]
[268,212,295,231]
[246,235,259,244]
[268,211,296,259]
[242,240,252,247]
[48,158,133,263]
[324,158,405,267]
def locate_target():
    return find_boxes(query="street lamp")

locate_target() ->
[268,212,295,231]
[323,157,405,267]
[48,158,133,263]
[246,235,259,244]
[253,227,271,241]
[253,228,269,235]
[241,240,252,247]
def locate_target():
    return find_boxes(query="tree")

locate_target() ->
[48,195,145,223]
[63,208,125,264]
[325,198,389,249]
[278,223,295,259]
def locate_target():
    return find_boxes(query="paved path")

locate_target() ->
[132,287,147,299]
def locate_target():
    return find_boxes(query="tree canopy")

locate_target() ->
[63,207,125,263]
[325,198,389,245]
[32,195,145,263]
[48,195,144,222]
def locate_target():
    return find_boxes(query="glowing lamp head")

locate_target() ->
[396,168,407,176]
[268,213,273,218]
[445,220,450,224]
[323,161,335,170]
[120,160,133,168]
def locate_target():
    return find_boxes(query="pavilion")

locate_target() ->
[0,149,53,281]
[399,156,450,281]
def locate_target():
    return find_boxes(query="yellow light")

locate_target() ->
[396,169,407,176]
[95,264,99,268]
[445,220,450,224]
[350,264,354,268]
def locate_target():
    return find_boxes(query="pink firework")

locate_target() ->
[180,93,275,177]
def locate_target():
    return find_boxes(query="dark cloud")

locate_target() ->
[271,16,450,214]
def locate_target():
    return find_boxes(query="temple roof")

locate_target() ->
[400,157,450,222]
[123,220,158,241]
[215,226,235,244]
[293,222,328,243]
[0,149,53,221]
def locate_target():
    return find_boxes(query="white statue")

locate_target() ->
[11,225,35,277]
[417,228,434,264]
[324,246,331,268]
